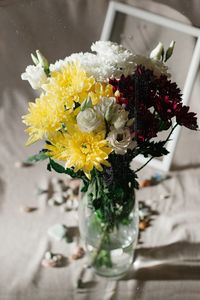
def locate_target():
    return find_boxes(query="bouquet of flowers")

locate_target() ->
[22,41,198,277]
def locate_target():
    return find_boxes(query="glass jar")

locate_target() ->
[78,189,139,279]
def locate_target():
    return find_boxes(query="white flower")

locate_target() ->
[112,108,129,130]
[76,108,102,132]
[49,41,136,81]
[49,59,66,72]
[132,55,170,77]
[150,42,164,61]
[21,64,47,89]
[91,41,135,80]
[107,128,136,155]
[95,97,117,121]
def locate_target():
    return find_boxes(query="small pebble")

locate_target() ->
[139,207,151,219]
[48,198,57,207]
[139,201,145,209]
[45,251,53,260]
[69,246,85,261]
[160,194,170,200]
[41,252,64,268]
[72,186,79,196]
[20,206,38,213]
[72,198,79,210]
[41,258,57,268]
[53,195,65,205]
[65,199,73,210]
[139,220,150,231]
[139,179,152,188]
[48,224,68,241]
[15,161,33,168]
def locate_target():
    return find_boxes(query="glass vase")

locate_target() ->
[78,188,139,279]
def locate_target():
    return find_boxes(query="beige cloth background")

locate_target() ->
[0,0,200,299]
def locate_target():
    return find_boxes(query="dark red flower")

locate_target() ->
[109,75,134,106]
[175,104,198,130]
[134,105,160,142]
[109,65,198,142]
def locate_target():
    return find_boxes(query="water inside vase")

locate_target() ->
[85,223,138,278]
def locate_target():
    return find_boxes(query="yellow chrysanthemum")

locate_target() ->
[46,127,113,179]
[44,63,96,109]
[22,94,75,145]
[88,82,114,105]
[44,63,114,107]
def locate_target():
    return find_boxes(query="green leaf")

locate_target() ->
[49,158,73,175]
[27,151,48,163]
[48,158,87,180]
[140,141,169,157]
[80,97,92,111]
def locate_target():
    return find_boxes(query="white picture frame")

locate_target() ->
[100,1,200,172]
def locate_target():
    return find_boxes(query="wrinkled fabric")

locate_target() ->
[0,0,200,299]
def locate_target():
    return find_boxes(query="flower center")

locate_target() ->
[81,143,91,154]
[117,134,123,141]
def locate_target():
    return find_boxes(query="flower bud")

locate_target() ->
[165,40,175,62]
[36,50,49,70]
[81,97,93,111]
[112,109,129,130]
[150,42,164,61]
[95,97,116,122]
[31,53,39,65]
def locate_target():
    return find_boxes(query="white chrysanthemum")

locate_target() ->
[91,41,135,80]
[49,59,67,72]
[21,64,47,89]
[107,128,136,155]
[132,55,170,77]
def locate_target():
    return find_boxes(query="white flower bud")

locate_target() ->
[21,64,48,89]
[31,53,39,65]
[165,40,175,62]
[112,108,129,130]
[150,42,164,61]
[107,128,136,155]
[81,97,93,111]
[76,108,102,132]
[36,50,49,69]
[95,97,116,122]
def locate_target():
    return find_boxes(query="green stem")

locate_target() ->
[91,223,112,268]
[135,123,179,173]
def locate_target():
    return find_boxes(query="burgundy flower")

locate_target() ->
[109,75,134,106]
[109,65,198,143]
[175,104,198,130]
[135,106,160,142]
